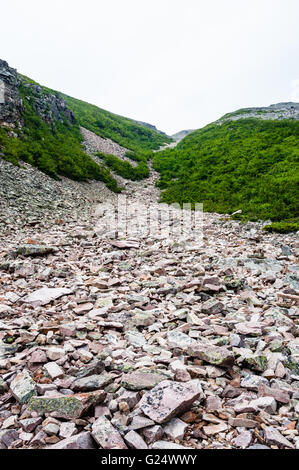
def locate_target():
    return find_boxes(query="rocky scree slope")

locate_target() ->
[0,61,299,451]
[0,159,298,450]
[0,116,151,234]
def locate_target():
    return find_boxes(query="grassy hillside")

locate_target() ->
[0,71,171,190]
[96,152,150,181]
[0,78,122,191]
[153,118,299,231]
[62,94,172,152]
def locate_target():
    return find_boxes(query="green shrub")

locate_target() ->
[263,219,299,233]
[61,95,172,152]
[153,119,299,223]
[1,72,170,191]
[96,153,150,181]
[0,80,122,192]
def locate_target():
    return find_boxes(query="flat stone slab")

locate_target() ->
[152,440,193,449]
[47,432,97,449]
[121,369,170,391]
[125,330,147,348]
[167,330,196,351]
[22,287,72,307]
[71,374,114,392]
[14,244,57,257]
[140,380,204,424]
[28,391,106,419]
[109,240,140,249]
[264,426,294,449]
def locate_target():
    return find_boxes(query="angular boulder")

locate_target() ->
[92,416,127,449]
[10,370,36,404]
[188,343,235,367]
[22,287,72,307]
[139,380,204,424]
[28,390,106,419]
[47,432,97,449]
[121,369,170,391]
[71,374,114,392]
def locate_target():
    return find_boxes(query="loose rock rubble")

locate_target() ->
[0,131,298,450]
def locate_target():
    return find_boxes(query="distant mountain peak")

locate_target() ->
[171,129,194,141]
[133,119,168,137]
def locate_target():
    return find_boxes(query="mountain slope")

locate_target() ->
[153,105,299,232]
[0,59,171,191]
[62,93,172,152]
[171,129,194,141]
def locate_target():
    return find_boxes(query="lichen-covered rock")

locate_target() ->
[167,330,196,351]
[10,370,36,404]
[125,330,147,348]
[188,343,235,368]
[131,312,155,327]
[0,343,18,359]
[13,244,57,257]
[240,353,268,372]
[240,374,269,391]
[28,391,106,419]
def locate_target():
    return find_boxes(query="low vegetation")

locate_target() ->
[153,119,299,231]
[263,218,299,233]
[0,81,122,192]
[62,94,172,152]
[0,73,172,191]
[96,152,150,181]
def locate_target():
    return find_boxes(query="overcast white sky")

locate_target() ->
[1,0,299,134]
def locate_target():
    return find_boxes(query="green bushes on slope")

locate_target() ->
[0,80,122,191]
[96,152,150,181]
[125,150,152,162]
[1,72,171,191]
[153,119,299,228]
[62,94,172,152]
[263,218,299,233]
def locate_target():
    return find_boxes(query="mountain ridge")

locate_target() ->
[153,107,299,232]
[0,59,171,190]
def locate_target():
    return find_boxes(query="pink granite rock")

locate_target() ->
[140,380,204,424]
[92,416,127,449]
